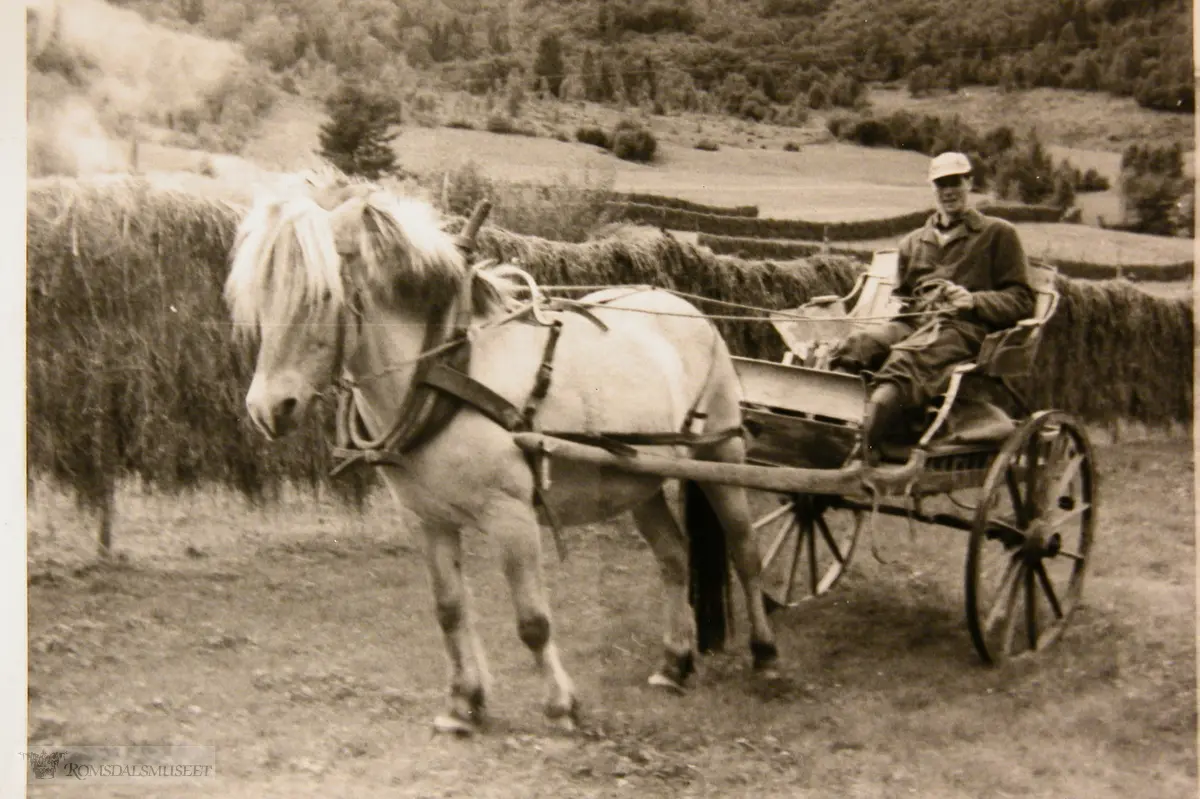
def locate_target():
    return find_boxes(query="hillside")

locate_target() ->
[27,0,1195,251]
[108,0,1193,118]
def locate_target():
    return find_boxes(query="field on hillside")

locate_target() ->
[26,435,1196,797]
[869,87,1195,153]
[831,222,1195,266]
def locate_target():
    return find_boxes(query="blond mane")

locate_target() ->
[224,172,510,336]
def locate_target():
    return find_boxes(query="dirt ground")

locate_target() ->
[26,434,1196,798]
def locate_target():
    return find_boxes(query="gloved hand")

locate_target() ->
[938,282,974,311]
[913,279,973,312]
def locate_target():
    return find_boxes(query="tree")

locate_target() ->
[907,64,936,97]
[533,33,566,98]
[580,49,603,102]
[317,83,402,180]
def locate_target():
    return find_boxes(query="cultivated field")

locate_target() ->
[868,87,1197,154]
[27,434,1196,798]
[827,222,1196,266]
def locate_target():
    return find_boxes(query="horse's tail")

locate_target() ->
[684,480,732,653]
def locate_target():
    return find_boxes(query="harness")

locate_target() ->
[327,251,740,558]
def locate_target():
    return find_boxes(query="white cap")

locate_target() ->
[928,151,972,181]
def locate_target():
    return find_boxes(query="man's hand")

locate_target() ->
[939,282,974,311]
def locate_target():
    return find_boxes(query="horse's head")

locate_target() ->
[224,174,470,439]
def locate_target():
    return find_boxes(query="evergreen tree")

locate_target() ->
[533,33,566,98]
[317,83,402,180]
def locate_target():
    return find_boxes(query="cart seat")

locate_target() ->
[771,249,903,368]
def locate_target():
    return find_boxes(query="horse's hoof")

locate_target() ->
[647,672,686,694]
[545,697,581,733]
[547,712,577,733]
[754,665,783,682]
[433,713,478,737]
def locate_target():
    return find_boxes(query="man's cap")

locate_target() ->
[928,151,973,181]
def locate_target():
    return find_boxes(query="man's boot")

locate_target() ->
[860,382,905,466]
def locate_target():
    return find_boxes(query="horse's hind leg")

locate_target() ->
[424,526,491,735]
[697,479,779,674]
[631,488,696,691]
[481,494,578,730]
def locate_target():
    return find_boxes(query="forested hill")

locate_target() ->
[105,0,1195,115]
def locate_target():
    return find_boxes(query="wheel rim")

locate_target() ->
[752,491,864,610]
[966,412,1095,664]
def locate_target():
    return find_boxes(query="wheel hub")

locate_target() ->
[1018,520,1063,561]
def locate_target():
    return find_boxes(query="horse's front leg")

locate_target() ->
[424,525,491,735]
[479,493,578,731]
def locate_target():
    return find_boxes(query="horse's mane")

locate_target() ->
[225,171,512,337]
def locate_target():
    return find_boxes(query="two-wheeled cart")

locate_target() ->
[515,251,1095,664]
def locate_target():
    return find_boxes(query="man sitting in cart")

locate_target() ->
[829,151,1035,466]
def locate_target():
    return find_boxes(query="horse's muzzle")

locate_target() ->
[246,379,308,440]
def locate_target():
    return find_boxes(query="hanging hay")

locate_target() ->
[1027,277,1193,429]
[26,177,375,508]
[25,177,1193,511]
[474,226,863,362]
[475,225,1193,429]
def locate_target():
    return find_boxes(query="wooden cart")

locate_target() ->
[516,251,1096,665]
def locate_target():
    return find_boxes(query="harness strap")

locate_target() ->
[543,299,609,331]
[421,362,526,431]
[522,320,564,428]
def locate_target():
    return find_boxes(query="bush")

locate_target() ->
[848,117,892,147]
[739,90,771,122]
[824,112,858,139]
[1077,167,1110,192]
[435,160,496,219]
[1120,173,1190,236]
[783,141,801,152]
[486,113,517,134]
[695,139,720,151]
[445,119,475,130]
[575,126,611,149]
[611,120,656,163]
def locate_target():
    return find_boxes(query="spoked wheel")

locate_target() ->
[750,490,865,612]
[966,410,1096,664]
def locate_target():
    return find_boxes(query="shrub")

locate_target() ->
[1120,173,1191,236]
[824,112,858,139]
[1077,168,1110,192]
[486,113,517,134]
[695,139,720,151]
[783,141,800,152]
[435,160,496,219]
[445,119,475,130]
[740,90,771,122]
[611,119,656,163]
[575,126,611,149]
[848,117,892,148]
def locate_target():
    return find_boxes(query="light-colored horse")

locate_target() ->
[224,174,778,734]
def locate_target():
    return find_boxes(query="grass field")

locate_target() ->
[827,222,1195,266]
[26,433,1196,797]
[869,87,1196,154]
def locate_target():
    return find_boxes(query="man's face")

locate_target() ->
[933,173,972,218]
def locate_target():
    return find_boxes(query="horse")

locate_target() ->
[223,172,780,735]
